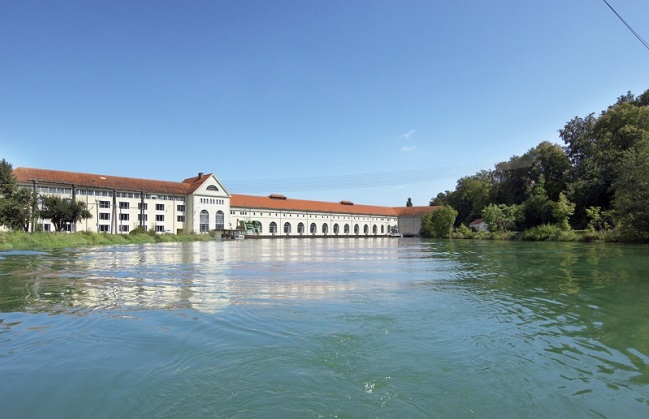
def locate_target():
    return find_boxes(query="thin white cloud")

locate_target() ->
[401,146,416,152]
[401,129,416,140]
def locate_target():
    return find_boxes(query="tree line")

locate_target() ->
[0,159,92,232]
[422,89,649,242]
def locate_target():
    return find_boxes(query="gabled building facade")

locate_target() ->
[12,167,438,237]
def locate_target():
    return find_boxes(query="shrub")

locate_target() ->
[129,226,148,235]
[451,224,474,239]
[521,224,563,241]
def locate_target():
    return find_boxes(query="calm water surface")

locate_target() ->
[1,238,648,418]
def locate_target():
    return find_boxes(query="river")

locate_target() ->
[1,238,648,418]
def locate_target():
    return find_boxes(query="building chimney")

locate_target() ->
[198,172,204,178]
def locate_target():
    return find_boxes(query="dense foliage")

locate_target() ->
[428,89,649,242]
[420,205,457,238]
[0,159,37,231]
[39,195,93,232]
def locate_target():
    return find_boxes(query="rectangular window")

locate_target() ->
[156,203,164,211]
[156,214,164,222]
[41,223,51,232]
[177,215,185,222]
[98,225,110,232]
[138,203,148,210]
[156,225,164,232]
[177,205,185,212]
[119,213,129,221]
[119,225,129,232]
[138,214,148,222]
[99,200,110,209]
[99,213,110,220]
[119,202,129,210]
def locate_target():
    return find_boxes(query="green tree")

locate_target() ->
[552,192,575,231]
[430,191,451,206]
[0,158,16,197]
[0,159,38,231]
[445,171,491,226]
[521,191,554,230]
[490,142,569,206]
[420,205,457,238]
[613,140,649,241]
[584,206,613,231]
[561,90,649,227]
[482,203,521,232]
[39,196,93,232]
[0,188,36,231]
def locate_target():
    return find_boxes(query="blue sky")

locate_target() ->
[1,0,647,207]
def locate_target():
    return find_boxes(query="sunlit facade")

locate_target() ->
[13,167,435,236]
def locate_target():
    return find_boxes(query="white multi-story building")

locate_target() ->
[12,167,436,237]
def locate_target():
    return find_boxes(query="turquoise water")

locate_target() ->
[1,238,648,418]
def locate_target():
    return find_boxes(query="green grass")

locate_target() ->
[0,231,215,251]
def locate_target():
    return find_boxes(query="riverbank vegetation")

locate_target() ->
[0,230,216,251]
[423,89,649,242]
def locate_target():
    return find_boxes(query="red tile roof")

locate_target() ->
[13,167,441,217]
[182,173,215,194]
[14,167,199,195]
[230,194,399,216]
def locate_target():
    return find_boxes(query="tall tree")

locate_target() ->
[0,159,37,231]
[481,203,521,232]
[39,196,93,232]
[420,205,457,238]
[613,140,649,241]
[0,158,16,197]
[561,90,649,227]
[446,171,491,226]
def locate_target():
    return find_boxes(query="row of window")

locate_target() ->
[232,210,390,222]
[97,201,186,212]
[37,186,73,195]
[200,198,224,205]
[115,192,183,201]
[95,224,167,233]
[38,187,186,201]
[261,222,385,235]
[108,213,169,222]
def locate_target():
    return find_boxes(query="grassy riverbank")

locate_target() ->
[0,231,216,251]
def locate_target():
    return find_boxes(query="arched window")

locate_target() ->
[215,210,224,230]
[381,225,385,234]
[284,222,291,235]
[310,223,317,234]
[354,224,359,234]
[333,223,339,235]
[344,224,350,234]
[372,225,377,235]
[206,185,218,191]
[200,210,209,233]
[364,224,369,235]
[255,221,262,233]
[269,222,278,234]
[298,222,305,234]
[322,223,328,234]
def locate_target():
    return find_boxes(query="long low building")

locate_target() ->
[12,167,437,237]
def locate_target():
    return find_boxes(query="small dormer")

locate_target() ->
[269,194,287,200]
[340,200,354,206]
